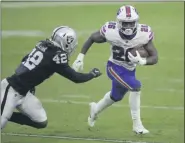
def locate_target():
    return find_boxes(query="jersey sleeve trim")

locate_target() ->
[149,31,154,41]
[100,25,106,37]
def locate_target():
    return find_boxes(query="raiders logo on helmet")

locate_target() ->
[67,36,74,44]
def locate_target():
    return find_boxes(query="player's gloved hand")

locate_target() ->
[128,50,147,65]
[72,53,84,71]
[90,68,102,78]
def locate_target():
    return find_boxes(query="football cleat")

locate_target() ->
[88,102,98,127]
[133,124,149,134]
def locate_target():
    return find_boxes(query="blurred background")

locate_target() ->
[1,1,184,143]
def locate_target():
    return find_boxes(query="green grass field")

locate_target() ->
[1,2,184,143]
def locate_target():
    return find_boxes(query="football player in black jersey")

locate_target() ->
[1,26,102,130]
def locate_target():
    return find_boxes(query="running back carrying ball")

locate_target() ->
[128,47,149,58]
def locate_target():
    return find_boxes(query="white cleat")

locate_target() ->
[133,124,149,134]
[88,102,98,127]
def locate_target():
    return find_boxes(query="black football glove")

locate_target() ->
[90,68,102,78]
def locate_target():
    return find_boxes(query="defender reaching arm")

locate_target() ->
[55,59,101,83]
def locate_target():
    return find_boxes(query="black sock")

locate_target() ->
[9,112,47,129]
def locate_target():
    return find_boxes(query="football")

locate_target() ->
[127,47,149,58]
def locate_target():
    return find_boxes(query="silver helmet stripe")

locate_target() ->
[51,26,67,40]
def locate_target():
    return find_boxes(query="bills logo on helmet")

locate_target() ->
[67,36,74,44]
[125,6,131,17]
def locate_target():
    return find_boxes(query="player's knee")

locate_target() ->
[110,94,123,102]
[36,120,48,129]
[129,80,141,92]
[131,88,141,92]
[110,86,128,102]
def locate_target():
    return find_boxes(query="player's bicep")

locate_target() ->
[143,40,158,57]
[90,30,106,43]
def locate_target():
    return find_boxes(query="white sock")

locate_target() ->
[129,91,142,126]
[95,91,115,114]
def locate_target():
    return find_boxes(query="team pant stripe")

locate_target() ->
[108,67,132,90]
[1,84,10,115]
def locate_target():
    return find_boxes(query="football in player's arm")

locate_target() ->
[1,26,101,130]
[74,28,158,70]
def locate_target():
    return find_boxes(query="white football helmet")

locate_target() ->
[51,26,78,56]
[116,5,139,36]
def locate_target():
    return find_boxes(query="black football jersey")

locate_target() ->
[7,39,94,96]
[7,40,70,95]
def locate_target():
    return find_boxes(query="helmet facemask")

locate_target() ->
[117,20,138,36]
[65,36,78,57]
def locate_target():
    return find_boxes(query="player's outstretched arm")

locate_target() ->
[57,65,102,83]
[143,40,158,65]
[72,31,106,71]
[53,52,102,83]
[81,30,106,55]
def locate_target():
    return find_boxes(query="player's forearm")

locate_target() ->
[69,72,94,83]
[65,67,94,83]
[58,66,94,83]
[80,31,106,55]
[80,37,94,55]
[146,56,158,65]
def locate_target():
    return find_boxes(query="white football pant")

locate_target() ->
[1,78,47,129]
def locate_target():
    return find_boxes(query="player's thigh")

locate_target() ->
[121,76,141,91]
[106,61,115,80]
[1,79,22,120]
[17,91,47,122]
[107,65,141,91]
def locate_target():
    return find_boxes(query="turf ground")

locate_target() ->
[1,2,184,143]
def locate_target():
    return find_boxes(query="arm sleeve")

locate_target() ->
[53,51,94,83]
[56,64,94,83]
[148,26,154,42]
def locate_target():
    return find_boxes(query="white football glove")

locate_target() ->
[128,51,147,65]
[72,53,84,71]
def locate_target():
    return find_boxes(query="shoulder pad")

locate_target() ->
[53,51,68,64]
[138,24,154,42]
[42,39,57,48]
[100,21,117,39]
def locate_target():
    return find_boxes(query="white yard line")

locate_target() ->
[1,132,163,143]
[1,30,92,38]
[1,2,124,8]
[155,88,184,93]
[41,99,184,111]
[1,1,178,9]
[1,30,45,38]
[61,95,90,99]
